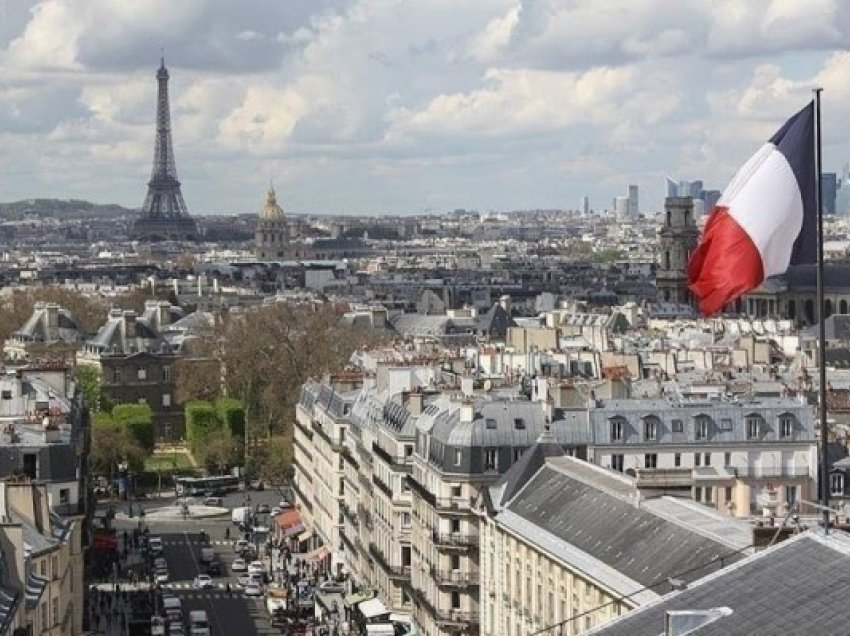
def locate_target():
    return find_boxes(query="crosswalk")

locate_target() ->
[156,539,237,547]
[92,581,247,592]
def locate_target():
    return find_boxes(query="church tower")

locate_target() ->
[255,185,289,260]
[656,196,699,304]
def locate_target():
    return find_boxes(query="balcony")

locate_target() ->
[358,472,374,495]
[356,503,373,530]
[430,567,479,588]
[341,446,360,470]
[312,421,346,452]
[291,481,313,512]
[341,529,356,554]
[369,543,411,580]
[410,587,478,629]
[406,476,474,513]
[341,502,359,527]
[293,436,313,462]
[373,474,393,499]
[733,465,811,479]
[432,531,478,549]
[355,441,373,465]
[372,441,413,472]
[294,418,314,441]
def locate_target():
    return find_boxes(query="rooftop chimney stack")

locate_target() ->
[459,399,474,424]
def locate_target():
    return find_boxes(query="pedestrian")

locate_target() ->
[225,527,230,540]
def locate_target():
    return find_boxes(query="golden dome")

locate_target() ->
[259,185,285,221]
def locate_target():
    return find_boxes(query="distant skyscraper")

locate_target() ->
[132,57,198,241]
[628,184,639,216]
[613,196,630,218]
[580,195,590,215]
[822,172,837,215]
[702,190,721,215]
[666,177,717,215]
[837,163,850,217]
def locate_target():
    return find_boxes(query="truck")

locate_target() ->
[231,506,251,526]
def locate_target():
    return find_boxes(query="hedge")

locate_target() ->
[112,403,155,452]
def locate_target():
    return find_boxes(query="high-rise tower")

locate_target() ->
[132,58,198,241]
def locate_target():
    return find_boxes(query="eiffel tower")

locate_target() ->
[132,57,198,241]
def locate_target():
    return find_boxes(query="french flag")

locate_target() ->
[688,102,817,315]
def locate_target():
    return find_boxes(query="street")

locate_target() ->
[94,487,292,636]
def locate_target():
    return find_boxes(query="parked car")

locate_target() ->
[231,558,247,572]
[270,507,282,516]
[155,567,170,584]
[167,624,185,636]
[278,499,292,509]
[153,557,168,570]
[257,503,270,514]
[203,496,223,507]
[193,574,213,589]
[237,572,263,587]
[244,582,263,596]
[318,580,345,594]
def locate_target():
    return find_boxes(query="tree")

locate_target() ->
[75,364,113,413]
[90,415,146,475]
[249,435,293,485]
[215,397,245,438]
[199,428,236,475]
[185,401,219,458]
[112,403,155,452]
[175,357,221,403]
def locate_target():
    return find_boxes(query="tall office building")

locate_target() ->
[837,164,850,216]
[580,195,590,215]
[613,196,630,218]
[628,184,639,216]
[666,177,718,216]
[822,172,837,216]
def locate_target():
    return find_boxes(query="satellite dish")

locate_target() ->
[483,380,492,392]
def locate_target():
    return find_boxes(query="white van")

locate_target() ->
[162,596,182,623]
[188,609,210,636]
[231,506,251,525]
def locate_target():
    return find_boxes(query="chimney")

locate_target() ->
[459,399,474,424]
[158,301,171,327]
[543,396,554,423]
[42,416,60,443]
[371,308,387,329]
[173,278,180,296]
[407,392,423,417]
[213,278,220,294]
[461,376,474,398]
[499,295,512,314]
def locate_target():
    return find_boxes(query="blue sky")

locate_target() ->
[1,0,849,215]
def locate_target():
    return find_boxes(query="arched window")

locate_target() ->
[787,300,797,320]
[694,414,713,440]
[643,416,661,441]
[745,413,764,439]
[804,299,815,324]
[841,300,848,314]
[609,416,628,443]
[825,299,833,318]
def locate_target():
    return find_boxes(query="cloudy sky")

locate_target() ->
[1,0,849,216]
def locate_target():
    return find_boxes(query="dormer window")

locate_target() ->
[485,418,497,430]
[695,416,712,440]
[643,417,658,441]
[514,418,525,430]
[746,415,762,439]
[610,419,624,443]
[484,449,497,471]
[831,473,845,496]
[780,415,795,438]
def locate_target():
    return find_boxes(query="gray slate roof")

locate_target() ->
[502,464,745,591]
[589,530,850,636]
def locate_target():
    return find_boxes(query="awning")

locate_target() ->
[276,509,301,529]
[297,529,313,543]
[359,597,389,619]
[284,522,305,537]
[0,586,19,635]
[390,613,412,625]
[344,590,375,607]
[24,572,48,608]
[306,545,330,562]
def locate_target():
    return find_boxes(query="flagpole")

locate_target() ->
[814,87,829,533]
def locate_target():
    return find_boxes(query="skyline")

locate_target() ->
[1,1,850,215]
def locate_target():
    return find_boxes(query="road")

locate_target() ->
[108,488,289,636]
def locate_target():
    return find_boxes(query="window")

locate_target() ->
[643,418,658,441]
[831,473,845,496]
[112,368,122,384]
[695,453,701,467]
[705,487,713,503]
[724,452,731,467]
[514,418,525,430]
[704,453,711,467]
[721,418,733,431]
[455,449,462,466]
[674,453,681,467]
[451,554,461,570]
[401,512,411,528]
[162,365,171,382]
[1,390,10,400]
[137,398,147,405]
[404,445,414,457]
[610,419,624,442]
[672,419,684,433]
[746,416,761,439]
[513,448,524,462]
[451,591,461,609]
[450,518,460,533]
[59,488,70,504]
[51,556,58,581]
[780,416,795,438]
[162,393,171,407]
[695,416,710,440]
[137,367,147,381]
[644,453,658,469]
[786,485,798,505]
[725,486,733,503]
[611,454,624,472]
[451,485,462,498]
[40,560,46,576]
[694,487,702,502]
[485,418,497,430]
[485,449,498,471]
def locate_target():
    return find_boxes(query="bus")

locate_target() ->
[175,475,240,497]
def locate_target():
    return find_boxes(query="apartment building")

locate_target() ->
[476,451,753,636]
[0,479,85,635]
[293,374,362,574]
[407,390,588,636]
[586,396,817,515]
